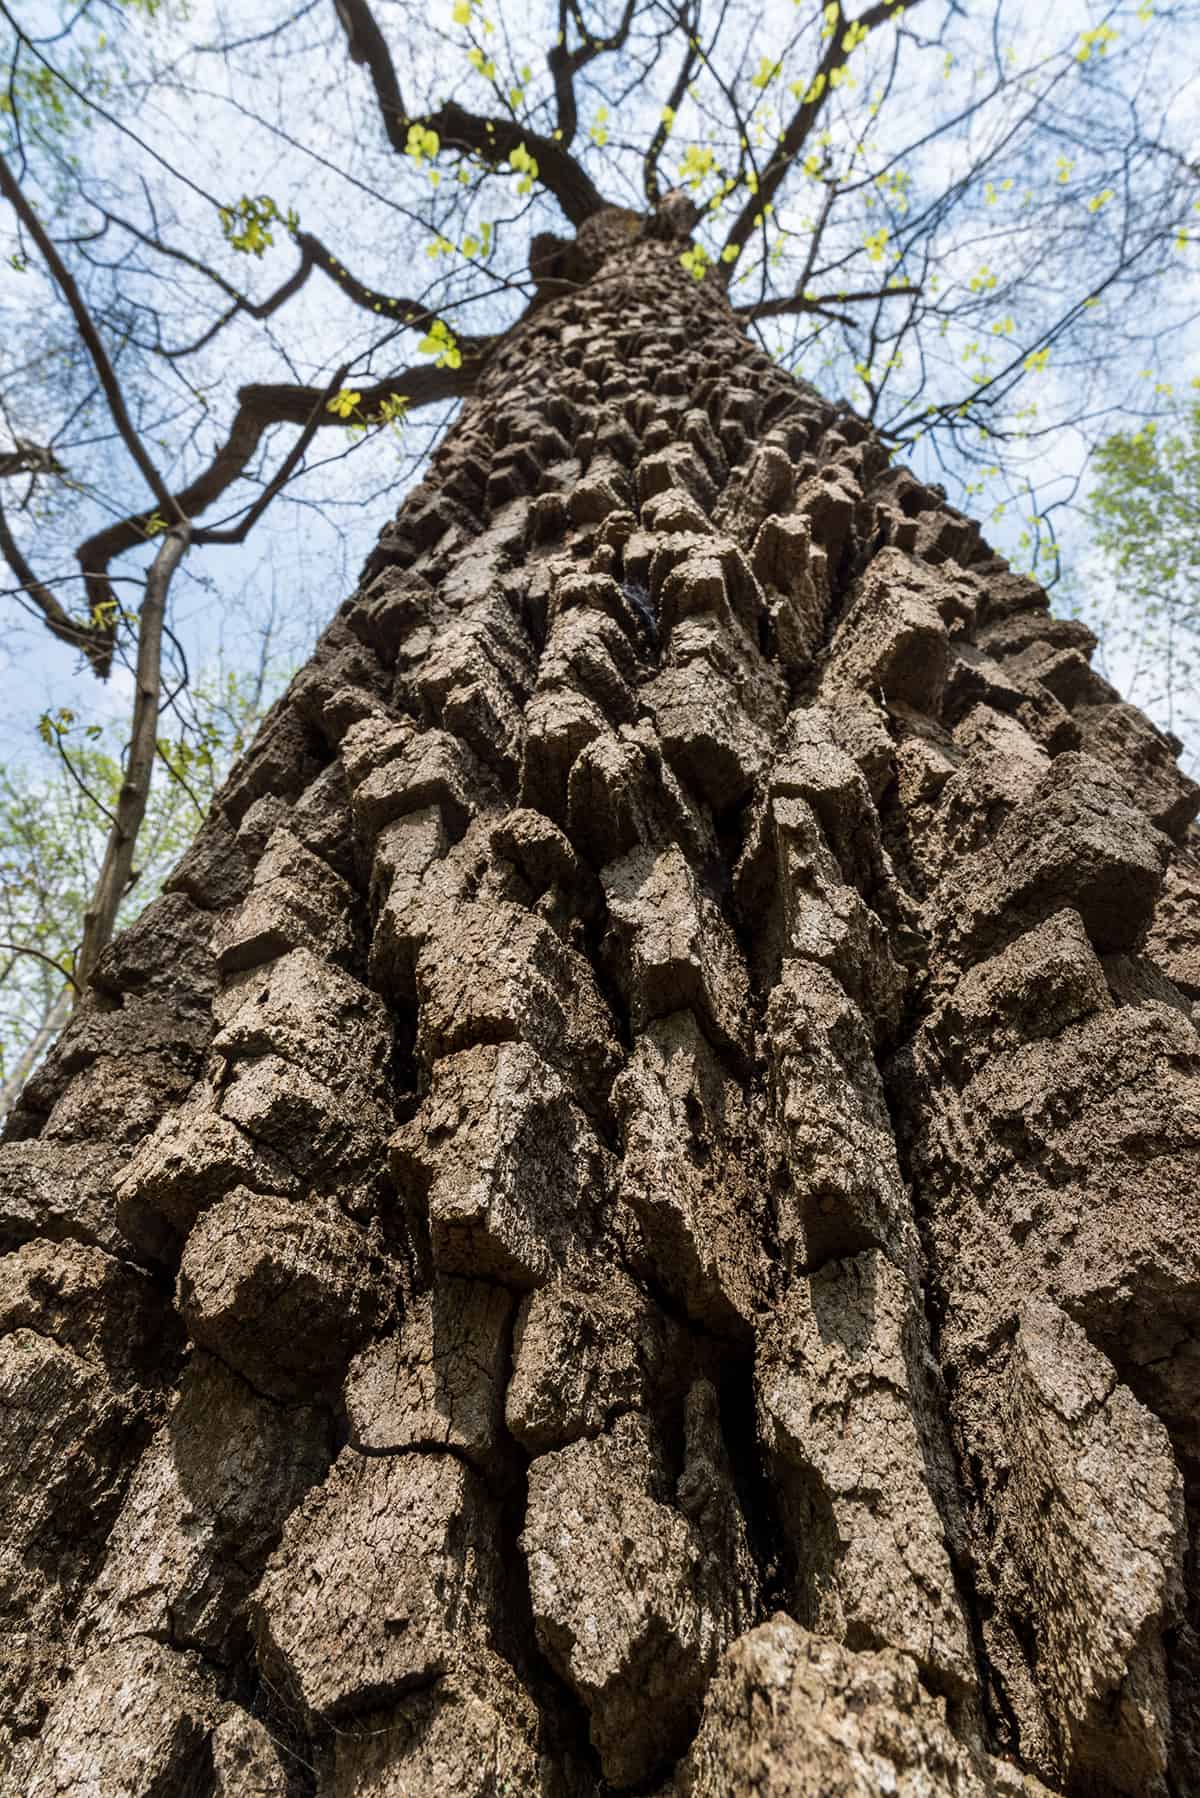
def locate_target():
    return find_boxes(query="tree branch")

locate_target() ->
[294,230,444,332]
[99,205,317,358]
[739,280,919,321]
[0,440,67,480]
[103,210,462,358]
[435,100,610,224]
[548,0,638,148]
[74,357,480,612]
[0,944,79,992]
[195,364,348,547]
[0,489,114,675]
[0,984,74,1118]
[719,0,924,276]
[0,147,178,520]
[330,0,609,225]
[643,4,701,206]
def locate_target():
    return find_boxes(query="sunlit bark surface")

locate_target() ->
[4,214,1200,1798]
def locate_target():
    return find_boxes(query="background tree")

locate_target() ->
[1080,400,1200,754]
[2,2,1200,1795]
[0,658,274,1111]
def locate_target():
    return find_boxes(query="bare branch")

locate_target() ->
[739,281,919,322]
[98,206,317,358]
[99,211,465,360]
[0,440,67,480]
[0,943,79,993]
[0,147,178,520]
[0,489,113,675]
[195,364,349,547]
[294,230,445,333]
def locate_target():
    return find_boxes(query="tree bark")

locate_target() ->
[3,213,1200,1797]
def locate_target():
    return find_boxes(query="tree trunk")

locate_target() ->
[75,524,190,996]
[3,215,1200,1797]
[0,983,73,1120]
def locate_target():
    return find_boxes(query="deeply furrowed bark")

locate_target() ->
[3,212,1200,1797]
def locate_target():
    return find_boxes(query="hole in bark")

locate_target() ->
[714,1350,796,1618]
[618,579,659,661]
[172,1739,222,1798]
[771,1453,840,1628]
[384,994,420,1120]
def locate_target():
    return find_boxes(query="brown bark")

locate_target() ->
[2,210,1200,1797]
